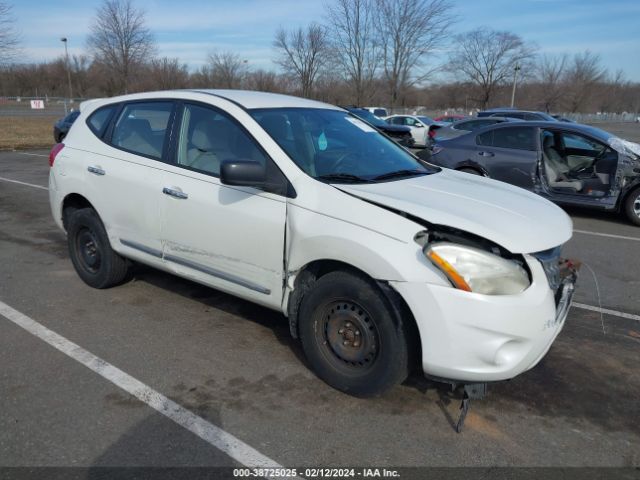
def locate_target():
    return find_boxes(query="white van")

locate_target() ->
[48,90,577,397]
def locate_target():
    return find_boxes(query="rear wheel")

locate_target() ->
[66,208,129,288]
[298,270,410,397]
[623,187,640,226]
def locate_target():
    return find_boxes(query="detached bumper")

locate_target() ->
[390,257,577,383]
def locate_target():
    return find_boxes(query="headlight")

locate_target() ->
[425,242,530,295]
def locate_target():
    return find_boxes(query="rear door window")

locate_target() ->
[111,102,174,160]
[491,127,536,150]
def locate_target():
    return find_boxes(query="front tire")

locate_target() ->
[66,208,129,288]
[624,187,640,226]
[298,270,410,397]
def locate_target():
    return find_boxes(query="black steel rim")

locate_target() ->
[317,300,380,372]
[76,227,101,274]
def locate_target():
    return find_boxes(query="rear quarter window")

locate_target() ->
[87,106,116,136]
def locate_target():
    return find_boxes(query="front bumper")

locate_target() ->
[390,256,577,383]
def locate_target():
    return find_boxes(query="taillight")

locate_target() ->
[428,129,437,138]
[49,143,64,167]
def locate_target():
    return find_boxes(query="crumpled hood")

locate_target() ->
[336,169,573,254]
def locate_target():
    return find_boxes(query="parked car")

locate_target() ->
[552,115,576,123]
[434,114,467,123]
[363,107,388,118]
[346,107,415,148]
[433,116,520,142]
[477,108,558,121]
[49,90,577,399]
[53,110,80,143]
[385,114,445,147]
[419,121,640,225]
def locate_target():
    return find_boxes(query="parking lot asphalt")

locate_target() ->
[1,149,639,470]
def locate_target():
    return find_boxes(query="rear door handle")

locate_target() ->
[162,187,188,199]
[87,166,105,176]
[478,151,494,157]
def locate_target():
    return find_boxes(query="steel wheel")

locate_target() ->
[318,300,380,371]
[75,227,102,274]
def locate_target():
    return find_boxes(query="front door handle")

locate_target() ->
[478,151,494,157]
[87,166,105,176]
[162,187,188,199]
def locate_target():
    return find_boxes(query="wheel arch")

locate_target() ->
[286,259,422,371]
[454,161,489,176]
[61,193,97,230]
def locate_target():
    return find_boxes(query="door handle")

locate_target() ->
[162,187,188,199]
[478,151,494,157]
[87,166,105,176]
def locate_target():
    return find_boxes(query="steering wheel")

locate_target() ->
[330,151,360,173]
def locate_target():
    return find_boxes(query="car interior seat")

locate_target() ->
[116,118,159,157]
[187,120,232,174]
[542,134,583,192]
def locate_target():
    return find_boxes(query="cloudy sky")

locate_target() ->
[9,0,640,80]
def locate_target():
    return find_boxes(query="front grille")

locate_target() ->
[532,246,562,292]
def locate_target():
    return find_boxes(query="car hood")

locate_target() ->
[336,169,573,253]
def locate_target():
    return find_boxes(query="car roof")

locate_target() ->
[449,120,615,144]
[81,89,340,112]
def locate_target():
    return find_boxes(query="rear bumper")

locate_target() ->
[391,257,576,383]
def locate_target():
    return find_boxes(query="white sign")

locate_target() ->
[30,100,45,109]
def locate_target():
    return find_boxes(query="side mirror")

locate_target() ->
[220,160,266,187]
[413,123,424,128]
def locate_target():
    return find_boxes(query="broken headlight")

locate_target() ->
[425,242,530,295]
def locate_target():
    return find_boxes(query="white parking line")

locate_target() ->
[0,176,48,190]
[0,299,288,472]
[573,229,640,242]
[12,151,48,157]
[573,302,640,322]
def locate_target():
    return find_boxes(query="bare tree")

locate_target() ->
[244,69,287,93]
[447,28,536,108]
[87,0,155,94]
[375,0,454,108]
[208,51,247,89]
[564,50,606,113]
[326,0,379,105]
[0,2,19,64]
[147,57,189,90]
[535,53,568,112]
[273,23,328,97]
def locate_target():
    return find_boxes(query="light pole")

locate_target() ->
[61,37,73,110]
[510,63,521,108]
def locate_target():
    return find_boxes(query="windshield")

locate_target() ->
[250,108,438,183]
[417,116,434,124]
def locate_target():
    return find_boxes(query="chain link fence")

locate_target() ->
[0,97,86,117]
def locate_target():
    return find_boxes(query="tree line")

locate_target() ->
[0,0,637,114]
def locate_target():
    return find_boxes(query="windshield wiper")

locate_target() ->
[373,169,428,181]
[317,173,373,183]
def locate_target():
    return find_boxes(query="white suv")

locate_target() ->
[48,90,577,397]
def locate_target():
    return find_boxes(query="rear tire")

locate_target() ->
[623,187,640,226]
[298,270,410,397]
[66,208,129,288]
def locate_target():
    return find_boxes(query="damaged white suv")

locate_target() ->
[49,90,578,398]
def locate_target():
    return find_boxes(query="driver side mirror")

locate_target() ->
[220,160,266,187]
